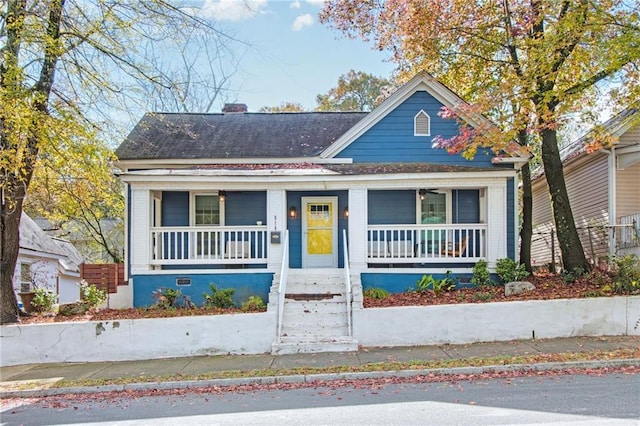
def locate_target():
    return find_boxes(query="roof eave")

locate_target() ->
[115,156,354,172]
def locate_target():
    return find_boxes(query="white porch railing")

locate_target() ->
[150,226,268,265]
[367,224,487,263]
[342,229,352,337]
[277,230,289,339]
[617,212,640,248]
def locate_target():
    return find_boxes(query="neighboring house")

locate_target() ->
[116,73,527,352]
[33,217,124,263]
[531,107,640,269]
[14,213,83,305]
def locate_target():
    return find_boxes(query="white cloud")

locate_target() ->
[290,1,301,9]
[198,0,268,21]
[291,13,314,31]
[305,0,326,6]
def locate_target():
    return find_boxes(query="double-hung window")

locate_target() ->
[193,194,223,257]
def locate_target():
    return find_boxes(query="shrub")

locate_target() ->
[241,296,266,312]
[31,288,57,313]
[471,259,493,286]
[153,287,182,309]
[80,281,108,309]
[364,287,390,299]
[561,266,586,284]
[496,258,529,283]
[414,273,455,295]
[609,255,640,295]
[202,284,235,308]
[415,275,436,293]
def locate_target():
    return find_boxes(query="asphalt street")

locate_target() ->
[2,370,638,425]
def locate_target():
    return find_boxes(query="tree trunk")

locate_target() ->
[516,129,533,272]
[539,127,590,273]
[519,161,533,273]
[0,197,23,324]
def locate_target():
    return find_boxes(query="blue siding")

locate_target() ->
[452,190,479,223]
[225,191,267,225]
[368,190,415,224]
[361,272,498,293]
[507,177,515,260]
[336,91,496,166]
[287,191,348,269]
[162,191,189,226]
[161,191,266,226]
[132,272,273,307]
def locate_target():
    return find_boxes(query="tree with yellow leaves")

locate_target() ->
[1,0,241,324]
[321,0,640,273]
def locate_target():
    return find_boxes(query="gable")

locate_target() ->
[335,91,497,167]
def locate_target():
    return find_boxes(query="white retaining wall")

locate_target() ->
[353,296,640,347]
[1,312,276,367]
[2,297,638,366]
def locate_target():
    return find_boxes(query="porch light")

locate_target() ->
[289,206,297,219]
[343,207,349,219]
[418,189,427,200]
[218,190,226,202]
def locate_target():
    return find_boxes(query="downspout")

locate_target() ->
[606,147,617,258]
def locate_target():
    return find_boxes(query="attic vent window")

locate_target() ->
[414,110,431,136]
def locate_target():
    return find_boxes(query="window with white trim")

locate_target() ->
[20,263,32,293]
[414,110,431,136]
[192,194,223,225]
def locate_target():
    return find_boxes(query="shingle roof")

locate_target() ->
[19,213,68,257]
[20,214,84,273]
[116,112,368,161]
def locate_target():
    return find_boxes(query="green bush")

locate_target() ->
[561,266,587,283]
[202,284,235,308]
[80,281,108,308]
[153,287,182,309]
[471,259,493,286]
[31,288,57,313]
[609,255,640,294]
[496,258,530,283]
[415,275,436,293]
[241,296,266,312]
[364,287,390,299]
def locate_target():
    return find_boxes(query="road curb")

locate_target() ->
[2,358,639,399]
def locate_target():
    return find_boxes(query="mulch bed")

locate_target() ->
[17,272,631,324]
[363,272,616,308]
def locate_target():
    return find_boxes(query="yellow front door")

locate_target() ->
[302,196,338,268]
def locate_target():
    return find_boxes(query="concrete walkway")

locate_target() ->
[1,336,638,397]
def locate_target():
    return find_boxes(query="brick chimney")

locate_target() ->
[222,103,248,113]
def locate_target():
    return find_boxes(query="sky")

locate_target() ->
[192,0,397,112]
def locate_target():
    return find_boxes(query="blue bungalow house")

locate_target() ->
[115,73,527,353]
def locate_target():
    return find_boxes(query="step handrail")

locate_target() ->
[277,230,289,339]
[342,229,352,337]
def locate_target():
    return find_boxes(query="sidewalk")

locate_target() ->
[1,336,638,397]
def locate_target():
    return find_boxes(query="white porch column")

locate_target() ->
[348,188,368,274]
[130,187,152,272]
[267,189,286,272]
[486,184,507,269]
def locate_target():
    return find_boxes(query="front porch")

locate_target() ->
[148,223,487,267]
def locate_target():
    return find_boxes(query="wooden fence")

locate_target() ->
[80,263,125,294]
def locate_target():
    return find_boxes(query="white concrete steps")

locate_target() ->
[272,268,357,355]
[272,336,358,355]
